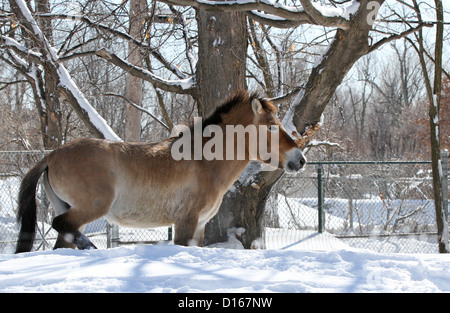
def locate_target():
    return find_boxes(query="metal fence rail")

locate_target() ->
[264,154,449,253]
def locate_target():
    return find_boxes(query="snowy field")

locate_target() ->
[1,231,450,293]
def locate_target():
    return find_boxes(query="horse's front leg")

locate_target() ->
[174,213,203,246]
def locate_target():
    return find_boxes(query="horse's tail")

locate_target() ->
[15,157,48,253]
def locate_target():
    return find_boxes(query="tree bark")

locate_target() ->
[196,9,248,117]
[432,0,448,253]
[204,166,284,247]
[35,0,63,149]
[124,0,147,142]
[291,17,373,132]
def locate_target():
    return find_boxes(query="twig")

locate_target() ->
[104,92,171,131]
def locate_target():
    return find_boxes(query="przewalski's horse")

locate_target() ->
[15,90,306,253]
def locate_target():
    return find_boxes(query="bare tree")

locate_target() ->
[406,0,448,253]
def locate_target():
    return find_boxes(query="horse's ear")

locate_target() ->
[251,98,264,115]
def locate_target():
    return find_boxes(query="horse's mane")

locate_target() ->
[202,90,277,127]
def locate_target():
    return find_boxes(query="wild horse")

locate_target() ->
[15,90,306,252]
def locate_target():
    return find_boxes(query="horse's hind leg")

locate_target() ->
[53,225,89,249]
[42,171,76,249]
[52,209,101,250]
[54,233,76,249]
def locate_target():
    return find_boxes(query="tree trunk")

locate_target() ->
[205,0,380,248]
[292,26,370,132]
[428,0,447,253]
[432,0,448,253]
[36,0,63,149]
[195,9,249,245]
[204,166,284,247]
[412,0,448,253]
[196,9,248,117]
[124,0,147,142]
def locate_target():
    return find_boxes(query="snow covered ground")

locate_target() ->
[1,176,448,293]
[1,231,449,293]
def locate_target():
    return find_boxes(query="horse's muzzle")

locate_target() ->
[284,149,307,174]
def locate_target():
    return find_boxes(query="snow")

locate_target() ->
[1,234,450,293]
[1,36,42,59]
[307,140,340,147]
[312,0,360,21]
[1,163,449,292]
[100,48,196,91]
[249,11,287,22]
[265,229,350,251]
[281,87,304,138]
[197,0,302,14]
[258,0,302,13]
[212,36,224,47]
[16,0,46,44]
[15,0,59,62]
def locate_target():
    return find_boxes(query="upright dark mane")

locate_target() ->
[202,90,277,127]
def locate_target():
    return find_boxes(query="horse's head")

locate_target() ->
[251,97,306,173]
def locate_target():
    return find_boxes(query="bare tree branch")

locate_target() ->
[158,0,306,20]
[246,11,309,28]
[104,92,171,131]
[157,0,358,29]
[95,48,196,95]
[368,22,433,53]
[0,35,43,64]
[269,86,304,105]
[298,0,352,29]
[35,13,189,79]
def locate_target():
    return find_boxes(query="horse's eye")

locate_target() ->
[268,125,278,133]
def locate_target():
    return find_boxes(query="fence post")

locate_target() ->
[168,226,173,241]
[107,223,119,248]
[348,198,353,230]
[317,163,323,233]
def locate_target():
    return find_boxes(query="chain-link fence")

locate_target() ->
[264,158,449,253]
[1,150,448,254]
